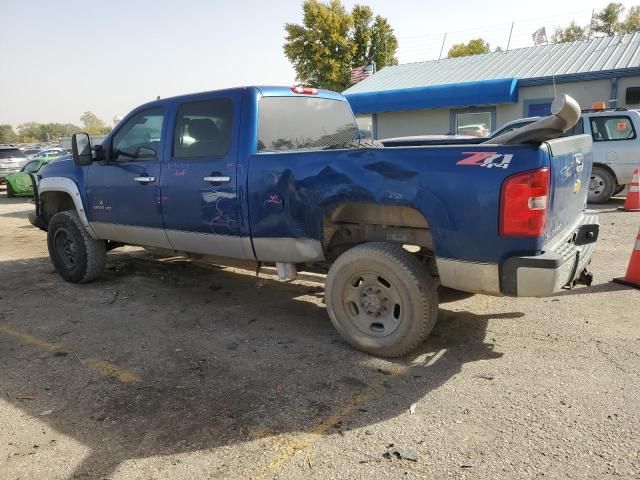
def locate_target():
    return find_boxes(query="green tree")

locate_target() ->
[448,38,490,58]
[14,122,82,142]
[351,5,373,67]
[369,15,398,69]
[551,21,588,43]
[284,0,398,91]
[80,111,111,135]
[621,6,640,33]
[0,125,17,144]
[16,122,43,142]
[592,2,625,36]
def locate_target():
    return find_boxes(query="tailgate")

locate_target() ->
[543,134,593,242]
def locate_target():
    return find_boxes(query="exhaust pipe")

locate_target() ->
[486,94,582,145]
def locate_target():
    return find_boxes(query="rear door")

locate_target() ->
[161,92,248,258]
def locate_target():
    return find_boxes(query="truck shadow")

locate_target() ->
[0,251,520,479]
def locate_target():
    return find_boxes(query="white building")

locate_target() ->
[343,33,640,139]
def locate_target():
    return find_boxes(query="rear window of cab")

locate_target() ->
[257,97,358,152]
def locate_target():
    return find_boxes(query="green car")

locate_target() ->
[5,158,50,197]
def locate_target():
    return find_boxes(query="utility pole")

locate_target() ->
[506,21,514,51]
[438,33,447,60]
[587,9,595,40]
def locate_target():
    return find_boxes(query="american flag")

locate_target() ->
[350,64,374,85]
[532,27,548,46]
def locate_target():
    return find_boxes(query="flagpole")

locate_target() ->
[506,21,514,52]
[438,33,447,61]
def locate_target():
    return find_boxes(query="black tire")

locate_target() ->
[47,210,106,283]
[6,182,15,198]
[325,242,438,357]
[588,166,616,204]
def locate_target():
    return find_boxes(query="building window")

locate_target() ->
[626,87,640,105]
[523,98,554,118]
[355,114,374,139]
[527,102,552,117]
[590,116,637,142]
[455,112,492,137]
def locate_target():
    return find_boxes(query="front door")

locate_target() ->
[161,93,248,258]
[85,106,171,248]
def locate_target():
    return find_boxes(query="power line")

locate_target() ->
[396,10,600,63]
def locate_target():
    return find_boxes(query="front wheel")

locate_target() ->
[6,182,15,197]
[588,166,616,204]
[47,210,106,283]
[325,242,438,357]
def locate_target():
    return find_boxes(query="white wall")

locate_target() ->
[498,79,613,125]
[617,76,640,107]
[376,108,450,138]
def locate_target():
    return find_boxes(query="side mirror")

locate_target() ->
[72,133,92,166]
[135,146,156,159]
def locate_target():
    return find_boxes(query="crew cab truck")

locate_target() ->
[30,87,599,357]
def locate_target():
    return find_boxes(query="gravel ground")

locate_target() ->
[0,193,638,480]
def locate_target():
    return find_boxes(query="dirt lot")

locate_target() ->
[0,193,639,480]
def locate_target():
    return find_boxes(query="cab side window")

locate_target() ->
[112,107,165,161]
[173,98,233,158]
[590,116,636,142]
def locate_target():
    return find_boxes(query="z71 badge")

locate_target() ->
[457,152,513,169]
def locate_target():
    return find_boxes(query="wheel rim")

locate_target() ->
[589,173,606,198]
[54,228,78,270]
[343,272,403,337]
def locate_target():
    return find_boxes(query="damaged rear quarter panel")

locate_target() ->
[247,144,547,264]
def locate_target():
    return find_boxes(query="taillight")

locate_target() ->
[500,168,550,237]
[291,86,318,95]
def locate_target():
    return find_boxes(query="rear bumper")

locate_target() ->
[436,211,599,297]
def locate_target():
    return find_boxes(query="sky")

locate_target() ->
[1,0,638,126]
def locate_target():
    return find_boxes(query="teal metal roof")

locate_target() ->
[344,33,640,95]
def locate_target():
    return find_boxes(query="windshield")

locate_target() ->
[0,149,27,160]
[257,97,358,152]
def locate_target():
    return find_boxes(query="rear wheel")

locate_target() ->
[325,242,438,357]
[588,166,616,204]
[47,210,106,283]
[6,182,15,198]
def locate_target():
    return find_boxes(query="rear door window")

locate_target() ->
[173,98,233,158]
[257,97,358,152]
[589,116,636,141]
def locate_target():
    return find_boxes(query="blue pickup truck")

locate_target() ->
[30,86,598,357]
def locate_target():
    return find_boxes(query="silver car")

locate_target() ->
[0,147,29,184]
[584,109,640,203]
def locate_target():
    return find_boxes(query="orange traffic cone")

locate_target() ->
[621,168,640,211]
[613,227,640,289]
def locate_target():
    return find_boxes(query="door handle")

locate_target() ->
[203,176,231,183]
[134,176,155,183]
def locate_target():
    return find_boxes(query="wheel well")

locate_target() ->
[323,203,433,261]
[592,163,619,185]
[40,191,76,224]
